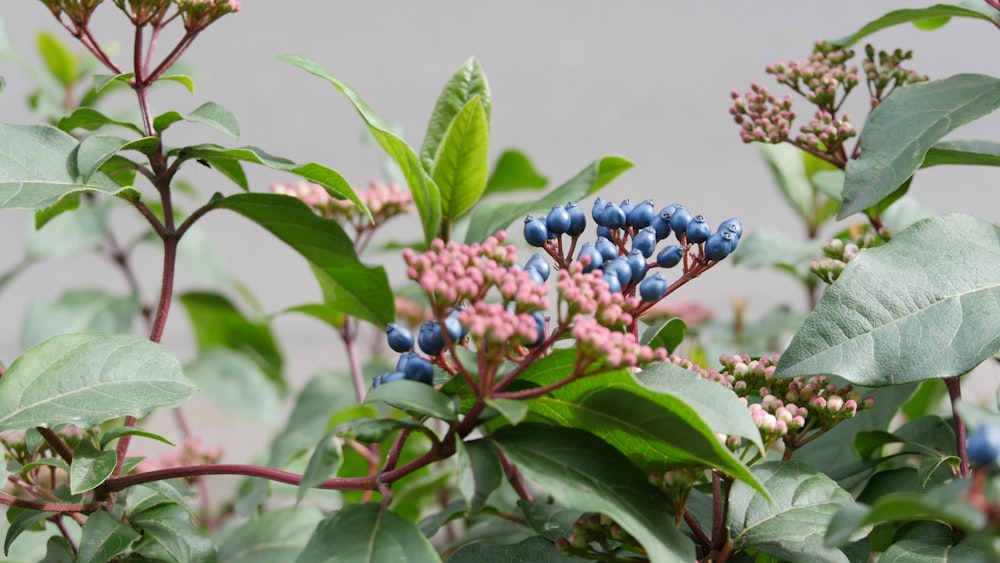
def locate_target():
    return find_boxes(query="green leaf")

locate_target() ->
[432,95,489,221]
[131,504,217,563]
[518,500,582,541]
[639,317,687,354]
[295,503,441,563]
[69,439,118,494]
[839,74,1000,219]
[21,288,138,350]
[77,135,159,182]
[21,457,71,476]
[776,213,1000,385]
[297,431,343,502]
[153,101,241,140]
[485,397,529,426]
[728,461,864,562]
[92,72,132,95]
[27,197,111,259]
[99,426,174,449]
[160,74,195,94]
[829,4,999,46]
[758,143,815,220]
[421,57,491,171]
[448,536,587,562]
[179,291,284,389]
[4,509,50,556]
[456,439,503,517]
[219,506,323,563]
[37,32,77,87]
[43,536,75,562]
[364,379,457,421]
[277,54,441,243]
[338,417,429,444]
[0,333,195,430]
[922,139,1000,168]
[284,303,346,330]
[484,149,548,195]
[57,107,143,135]
[78,510,140,563]
[184,348,284,426]
[465,156,632,243]
[0,123,134,210]
[492,424,694,562]
[211,193,394,327]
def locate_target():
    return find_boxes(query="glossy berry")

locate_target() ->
[600,202,627,230]
[523,215,549,247]
[591,197,607,223]
[403,356,434,385]
[604,256,632,286]
[658,204,678,225]
[595,236,618,262]
[386,323,414,353]
[418,320,445,355]
[718,217,743,241]
[373,370,406,388]
[527,311,546,347]
[968,424,1000,465]
[619,199,635,220]
[704,231,735,261]
[565,202,587,236]
[686,215,712,244]
[525,268,545,286]
[396,351,420,372]
[668,204,693,238]
[443,313,465,343]
[627,249,648,282]
[639,273,669,302]
[577,243,604,272]
[656,245,686,268]
[650,214,672,241]
[596,225,611,239]
[525,253,551,282]
[628,199,656,229]
[546,204,572,235]
[602,270,622,293]
[631,226,657,258]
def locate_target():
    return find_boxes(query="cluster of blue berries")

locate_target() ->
[523,198,742,303]
[374,314,468,388]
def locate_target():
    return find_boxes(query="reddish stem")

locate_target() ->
[496,447,534,502]
[946,376,970,477]
[36,427,74,464]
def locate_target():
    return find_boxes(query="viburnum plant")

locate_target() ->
[1,2,1000,562]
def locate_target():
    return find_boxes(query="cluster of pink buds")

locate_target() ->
[271,180,413,243]
[729,84,795,144]
[795,109,856,152]
[862,45,928,106]
[766,41,860,111]
[175,0,241,31]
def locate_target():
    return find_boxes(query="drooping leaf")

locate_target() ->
[483,149,548,195]
[294,503,441,563]
[829,4,999,47]
[69,438,117,494]
[130,504,217,563]
[78,510,141,563]
[0,123,135,210]
[839,74,1000,219]
[465,156,632,243]
[0,333,195,431]
[432,95,489,221]
[776,213,1000,385]
[456,438,503,517]
[922,139,1000,168]
[76,135,159,181]
[153,101,240,140]
[364,379,457,421]
[728,461,865,563]
[492,424,694,562]
[421,57,491,170]
[57,107,144,135]
[297,430,343,502]
[277,54,441,243]
[4,509,50,557]
[184,348,283,426]
[218,506,323,563]
[211,193,394,327]
[639,318,687,354]
[21,288,138,350]
[448,536,588,563]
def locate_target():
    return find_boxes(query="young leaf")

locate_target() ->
[211,193,394,327]
[295,503,441,563]
[159,74,195,94]
[829,4,999,47]
[839,74,1000,219]
[0,333,195,431]
[78,510,141,563]
[58,107,144,135]
[456,438,503,517]
[153,101,241,140]
[277,54,442,244]
[484,149,548,195]
[364,379,458,421]
[21,288,138,350]
[432,95,489,221]
[37,32,78,88]
[69,439,118,494]
[297,431,343,501]
[421,57,491,170]
[465,155,632,243]
[776,213,1000,385]
[492,424,694,562]
[448,536,587,562]
[218,506,323,563]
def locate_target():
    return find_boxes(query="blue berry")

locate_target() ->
[686,215,711,244]
[968,424,1000,465]
[526,268,545,286]
[566,202,587,236]
[523,215,549,247]
[577,243,604,272]
[656,245,686,268]
[619,199,635,221]
[657,204,678,225]
[631,226,657,258]
[604,256,632,286]
[386,323,414,353]
[600,202,627,230]
[704,231,735,261]
[595,236,618,262]
[418,320,445,355]
[596,225,611,239]
[403,356,434,385]
[396,351,420,372]
[629,199,656,229]
[373,370,407,388]
[650,214,672,241]
[444,313,465,343]
[527,311,546,347]
[639,273,668,302]
[546,204,572,235]
[669,204,693,238]
[525,253,551,282]
[627,249,648,282]
[591,197,607,223]
[718,217,743,242]
[602,270,622,293]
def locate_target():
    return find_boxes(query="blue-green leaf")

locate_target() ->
[295,503,441,563]
[153,101,240,140]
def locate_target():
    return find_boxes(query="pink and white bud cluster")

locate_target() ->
[766,41,859,111]
[271,180,413,233]
[571,315,666,370]
[810,237,865,285]
[458,302,540,351]
[557,260,639,327]
[795,109,856,151]
[729,83,795,144]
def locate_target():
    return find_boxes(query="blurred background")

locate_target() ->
[1,2,998,467]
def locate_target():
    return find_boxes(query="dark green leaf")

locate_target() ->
[922,139,1000,168]
[37,32,77,87]
[125,481,195,518]
[69,438,117,494]
[57,107,143,135]
[294,503,441,563]
[421,57,491,170]
[364,379,457,421]
[277,54,440,243]
[338,417,428,444]
[829,4,999,46]
[776,213,1000,385]
[219,506,323,563]
[33,191,80,230]
[0,123,134,210]
[456,439,503,517]
[465,156,632,243]
[99,426,174,449]
[283,303,346,330]
[0,333,195,430]
[199,154,249,191]
[840,74,1000,218]
[484,397,528,425]
[432,95,489,220]
[153,101,240,140]
[639,317,687,354]
[418,499,468,538]
[518,500,582,542]
[493,424,693,561]
[297,431,343,501]
[448,536,587,562]
[879,532,993,563]
[20,457,70,476]
[4,509,49,556]
[484,149,548,195]
[728,461,864,562]
[211,193,394,327]
[78,510,140,563]
[184,348,284,426]
[179,291,284,389]
[21,288,138,349]
[131,504,217,563]
[43,536,75,562]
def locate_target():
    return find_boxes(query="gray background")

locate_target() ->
[1,3,998,466]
